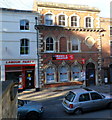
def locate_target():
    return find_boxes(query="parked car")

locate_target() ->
[18,99,44,120]
[62,87,112,114]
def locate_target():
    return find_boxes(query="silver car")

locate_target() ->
[62,87,112,114]
[18,99,44,120]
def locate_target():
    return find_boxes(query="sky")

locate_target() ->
[0,0,111,18]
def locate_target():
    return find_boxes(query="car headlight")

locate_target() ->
[39,107,44,112]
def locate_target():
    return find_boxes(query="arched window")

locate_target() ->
[20,39,29,54]
[72,38,80,52]
[72,65,81,81]
[46,37,54,52]
[59,66,68,82]
[45,14,53,25]
[71,16,77,27]
[20,19,29,30]
[59,15,65,26]
[85,17,93,28]
[46,66,55,83]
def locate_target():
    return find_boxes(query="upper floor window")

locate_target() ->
[20,39,29,55]
[85,17,92,28]
[110,41,112,56]
[20,19,29,30]
[46,37,54,52]
[59,15,65,26]
[110,27,112,35]
[72,38,80,52]
[71,16,78,27]
[45,14,53,25]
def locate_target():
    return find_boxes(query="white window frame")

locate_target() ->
[44,36,55,53]
[84,16,94,28]
[57,13,68,26]
[71,65,81,81]
[46,66,56,83]
[20,38,29,55]
[70,14,80,27]
[44,12,54,26]
[20,19,29,30]
[71,37,81,52]
[59,66,69,82]
[110,40,112,56]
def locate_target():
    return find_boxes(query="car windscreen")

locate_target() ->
[65,91,76,102]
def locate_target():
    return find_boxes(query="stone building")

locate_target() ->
[100,17,111,83]
[33,1,108,88]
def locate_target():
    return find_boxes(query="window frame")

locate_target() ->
[20,38,29,55]
[71,38,80,52]
[45,13,54,26]
[90,92,103,100]
[84,16,94,28]
[20,19,29,30]
[79,93,90,102]
[71,65,81,81]
[59,66,69,82]
[110,40,112,56]
[46,66,56,83]
[70,15,80,27]
[45,37,54,52]
[57,13,68,26]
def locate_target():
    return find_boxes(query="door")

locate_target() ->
[78,93,92,111]
[90,92,105,109]
[86,63,95,86]
[25,70,34,89]
[110,64,112,83]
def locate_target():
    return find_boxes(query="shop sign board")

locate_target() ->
[6,60,35,64]
[52,54,74,60]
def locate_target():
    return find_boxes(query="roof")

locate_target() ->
[37,1,100,12]
[71,87,95,94]
[0,0,33,11]
[0,7,38,14]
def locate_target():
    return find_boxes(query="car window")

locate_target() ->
[79,93,90,102]
[65,91,76,102]
[91,92,102,100]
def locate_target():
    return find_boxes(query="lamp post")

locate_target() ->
[35,17,40,91]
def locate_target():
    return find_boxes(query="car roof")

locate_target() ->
[71,87,95,94]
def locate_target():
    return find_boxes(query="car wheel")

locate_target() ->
[108,102,112,109]
[74,108,82,115]
[25,111,40,120]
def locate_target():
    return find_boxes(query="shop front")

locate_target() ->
[5,60,36,90]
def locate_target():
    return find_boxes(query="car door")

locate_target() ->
[78,93,92,111]
[90,92,105,109]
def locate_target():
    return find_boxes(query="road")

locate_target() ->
[40,93,112,120]
[18,85,112,120]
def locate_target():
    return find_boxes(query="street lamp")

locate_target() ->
[35,17,40,91]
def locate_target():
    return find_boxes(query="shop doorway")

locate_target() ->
[110,64,112,83]
[86,62,95,86]
[25,70,34,89]
[5,65,35,89]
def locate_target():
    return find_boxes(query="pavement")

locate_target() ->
[18,84,112,101]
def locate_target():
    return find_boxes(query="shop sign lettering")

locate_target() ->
[52,54,74,60]
[6,60,35,64]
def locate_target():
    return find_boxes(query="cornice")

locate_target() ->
[37,1,100,12]
[36,25,105,32]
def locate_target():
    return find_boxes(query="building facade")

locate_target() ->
[34,1,109,88]
[0,8,39,89]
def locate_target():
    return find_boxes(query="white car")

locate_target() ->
[62,87,112,114]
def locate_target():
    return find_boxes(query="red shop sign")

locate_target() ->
[52,54,74,60]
